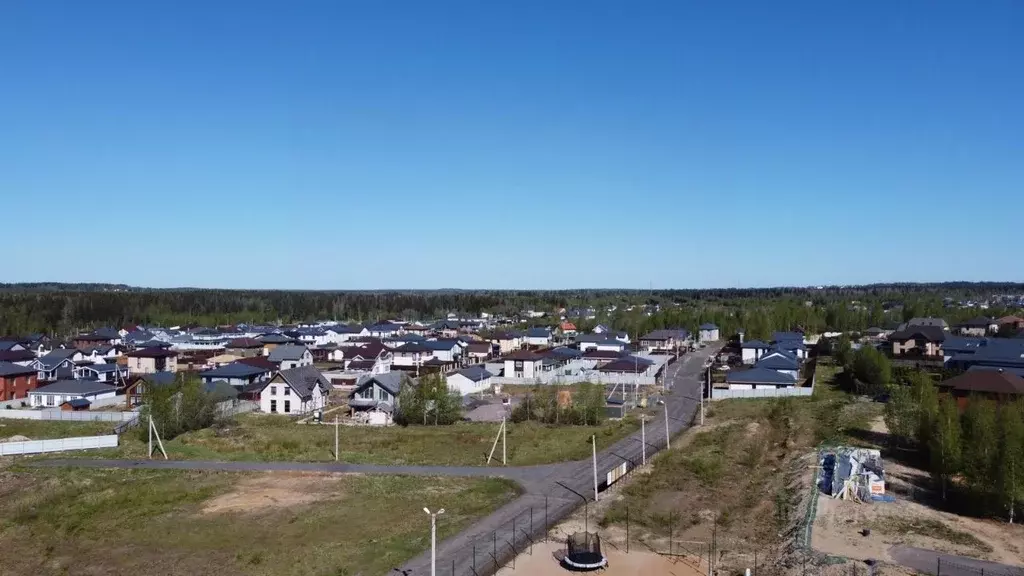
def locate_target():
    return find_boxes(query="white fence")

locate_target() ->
[710,387,815,400]
[0,409,137,422]
[492,372,658,387]
[0,434,118,456]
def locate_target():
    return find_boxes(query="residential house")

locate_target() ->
[391,342,435,371]
[598,355,655,376]
[575,334,629,353]
[60,398,92,411]
[0,361,38,402]
[29,379,118,408]
[367,322,403,338]
[559,322,578,337]
[725,367,798,390]
[490,332,524,355]
[897,318,949,332]
[754,350,801,379]
[257,365,330,415]
[938,368,1024,409]
[125,348,179,374]
[465,342,493,364]
[524,327,552,348]
[349,372,409,419]
[771,338,808,360]
[944,338,1024,372]
[431,320,462,338]
[0,347,37,365]
[80,344,120,364]
[199,362,272,389]
[74,363,129,385]
[698,323,720,343]
[446,365,493,395]
[258,333,298,355]
[123,372,177,408]
[889,326,946,357]
[997,316,1024,332]
[639,329,690,353]
[862,327,888,341]
[225,338,265,357]
[772,331,806,344]
[502,350,545,379]
[32,349,83,382]
[956,317,998,337]
[267,345,313,369]
[424,340,462,363]
[72,327,122,348]
[740,340,770,364]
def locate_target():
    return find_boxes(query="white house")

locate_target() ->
[29,379,118,408]
[74,363,129,385]
[425,340,461,363]
[525,328,552,347]
[754,351,801,380]
[268,345,313,369]
[491,332,524,355]
[446,365,493,396]
[199,362,272,389]
[698,323,720,343]
[575,334,629,353]
[349,372,407,419]
[257,366,330,415]
[740,340,770,365]
[502,350,544,379]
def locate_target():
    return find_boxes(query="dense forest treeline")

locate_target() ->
[0,282,1021,338]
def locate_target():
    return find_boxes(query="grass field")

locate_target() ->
[0,419,114,440]
[86,414,640,466]
[0,466,519,576]
[600,358,883,569]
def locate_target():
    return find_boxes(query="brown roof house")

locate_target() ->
[939,368,1024,409]
[889,326,946,357]
[125,347,179,374]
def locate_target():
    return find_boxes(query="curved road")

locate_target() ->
[33,345,718,575]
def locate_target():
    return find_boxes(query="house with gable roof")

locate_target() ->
[257,365,330,415]
[446,365,493,395]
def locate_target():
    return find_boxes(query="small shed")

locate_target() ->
[61,398,92,411]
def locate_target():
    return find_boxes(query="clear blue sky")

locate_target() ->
[2,1,1022,290]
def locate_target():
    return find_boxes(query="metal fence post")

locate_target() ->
[545,496,549,542]
[626,507,629,554]
[473,544,476,573]
[936,558,940,576]
[493,531,497,572]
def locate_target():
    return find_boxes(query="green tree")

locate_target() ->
[850,345,891,395]
[995,401,1024,523]
[914,372,940,448]
[833,335,853,367]
[396,373,462,426]
[883,383,918,448]
[929,395,962,501]
[961,396,998,496]
[138,374,217,442]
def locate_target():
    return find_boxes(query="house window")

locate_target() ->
[270,386,277,396]
[270,400,277,413]
[284,400,291,413]
[46,395,54,406]
[284,387,290,396]
[359,387,373,399]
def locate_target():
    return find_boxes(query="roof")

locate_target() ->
[227,338,264,349]
[269,365,330,399]
[640,329,690,341]
[32,379,118,396]
[0,349,36,363]
[863,327,885,335]
[131,372,177,387]
[599,356,654,373]
[367,322,402,332]
[939,370,1024,395]
[391,342,435,354]
[390,334,426,343]
[547,346,583,359]
[699,323,718,330]
[352,372,406,396]
[79,363,122,373]
[502,349,543,361]
[346,359,377,370]
[901,318,949,329]
[41,349,80,363]
[741,339,769,349]
[525,327,551,338]
[453,365,493,382]
[575,334,626,344]
[236,356,278,371]
[0,361,35,377]
[62,398,91,408]
[772,331,805,343]
[582,349,626,360]
[726,368,798,385]
[968,365,1024,379]
[127,347,178,358]
[755,354,800,371]
[889,326,947,343]
[199,362,271,379]
[0,340,22,352]
[423,340,459,351]
[466,342,492,354]
[268,344,309,362]
[959,317,994,328]
[259,333,296,344]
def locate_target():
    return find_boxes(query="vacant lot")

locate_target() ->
[599,359,883,574]
[0,419,114,440]
[0,466,519,576]
[93,414,639,466]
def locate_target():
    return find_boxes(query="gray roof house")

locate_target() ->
[349,372,409,412]
[29,379,118,407]
[268,344,313,368]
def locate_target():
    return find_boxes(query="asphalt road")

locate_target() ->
[32,345,719,576]
[888,545,1024,576]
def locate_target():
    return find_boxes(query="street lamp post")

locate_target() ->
[423,507,445,576]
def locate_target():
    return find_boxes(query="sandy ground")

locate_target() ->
[201,472,347,514]
[811,417,1024,567]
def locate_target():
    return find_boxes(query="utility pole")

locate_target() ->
[423,508,445,576]
[334,415,339,462]
[664,402,671,449]
[592,434,599,502]
[641,416,647,466]
[502,416,507,465]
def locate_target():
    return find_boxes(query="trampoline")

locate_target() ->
[561,532,608,571]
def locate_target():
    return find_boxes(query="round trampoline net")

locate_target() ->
[563,532,607,571]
